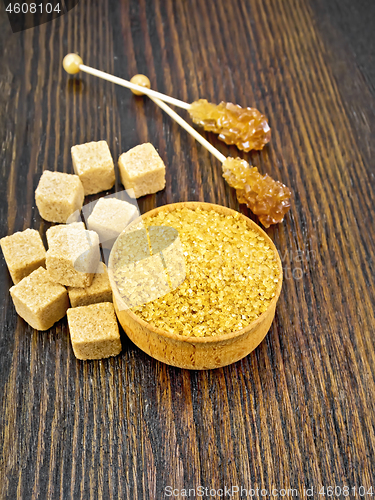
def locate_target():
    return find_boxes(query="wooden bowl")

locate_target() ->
[108,202,283,370]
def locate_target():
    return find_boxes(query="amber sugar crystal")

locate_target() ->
[119,208,280,338]
[188,99,271,152]
[222,158,291,228]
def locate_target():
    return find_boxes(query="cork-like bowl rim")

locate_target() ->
[108,202,283,344]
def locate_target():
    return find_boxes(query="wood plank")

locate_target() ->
[0,0,374,497]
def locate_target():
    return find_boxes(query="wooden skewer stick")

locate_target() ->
[62,53,190,110]
[127,75,226,163]
[62,53,225,163]
[149,95,226,164]
[129,76,292,228]
[62,54,224,162]
[63,53,273,154]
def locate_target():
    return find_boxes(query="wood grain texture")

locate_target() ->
[0,0,374,498]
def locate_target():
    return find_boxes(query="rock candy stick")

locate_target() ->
[63,54,271,152]
[132,76,291,228]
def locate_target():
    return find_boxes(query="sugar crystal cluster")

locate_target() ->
[113,207,280,337]
[67,302,122,360]
[71,140,115,195]
[118,143,166,198]
[87,197,138,248]
[0,229,46,284]
[222,158,291,228]
[188,99,271,152]
[111,224,185,308]
[46,225,100,288]
[2,139,169,359]
[10,267,69,331]
[35,170,84,223]
[68,262,112,308]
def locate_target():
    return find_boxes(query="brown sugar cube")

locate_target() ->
[118,143,166,198]
[67,302,122,360]
[68,262,112,307]
[46,222,85,247]
[46,226,100,287]
[10,267,69,330]
[71,140,115,195]
[35,170,84,223]
[0,229,46,284]
[87,197,138,248]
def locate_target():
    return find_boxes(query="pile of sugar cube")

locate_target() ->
[0,140,166,360]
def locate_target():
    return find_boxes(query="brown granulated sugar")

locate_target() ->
[114,208,280,337]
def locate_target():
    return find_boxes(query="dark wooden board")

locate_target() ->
[1,0,374,498]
